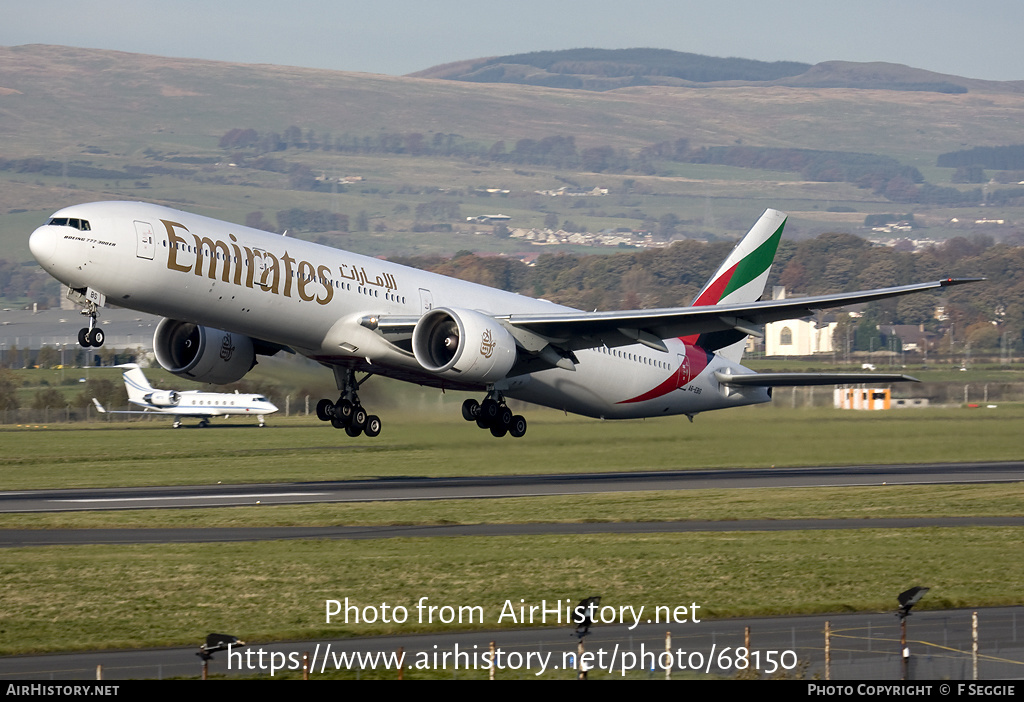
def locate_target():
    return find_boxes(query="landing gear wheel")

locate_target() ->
[467,389,528,438]
[363,415,382,438]
[509,415,527,438]
[78,328,90,347]
[480,399,500,425]
[198,419,210,428]
[316,399,334,421]
[497,406,513,428]
[88,328,104,347]
[335,399,354,423]
[352,406,368,430]
[328,368,383,438]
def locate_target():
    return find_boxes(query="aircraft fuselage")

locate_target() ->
[30,201,768,422]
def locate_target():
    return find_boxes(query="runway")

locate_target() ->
[3,517,1024,547]
[2,460,1022,513]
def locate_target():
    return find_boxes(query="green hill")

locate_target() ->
[411,48,1022,95]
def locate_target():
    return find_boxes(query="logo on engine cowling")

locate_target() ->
[480,329,496,358]
[220,333,235,361]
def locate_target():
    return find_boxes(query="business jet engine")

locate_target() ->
[143,390,180,407]
[412,307,517,384]
[153,319,256,385]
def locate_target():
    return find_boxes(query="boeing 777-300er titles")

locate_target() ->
[91,363,278,428]
[29,202,977,438]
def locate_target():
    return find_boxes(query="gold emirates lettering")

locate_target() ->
[161,219,393,307]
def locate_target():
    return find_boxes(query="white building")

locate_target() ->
[765,319,836,356]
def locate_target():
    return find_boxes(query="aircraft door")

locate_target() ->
[134,221,155,260]
[675,352,690,389]
[419,288,433,313]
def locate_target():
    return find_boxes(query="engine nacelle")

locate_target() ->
[153,319,255,385]
[412,307,517,384]
[143,390,180,407]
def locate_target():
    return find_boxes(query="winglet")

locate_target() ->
[92,398,107,413]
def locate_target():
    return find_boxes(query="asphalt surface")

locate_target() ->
[3,461,1023,513]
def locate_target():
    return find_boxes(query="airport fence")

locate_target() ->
[772,381,1024,409]
[0,405,162,425]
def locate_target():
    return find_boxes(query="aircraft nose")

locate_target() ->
[29,225,57,264]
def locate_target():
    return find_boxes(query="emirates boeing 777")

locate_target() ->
[29,201,976,438]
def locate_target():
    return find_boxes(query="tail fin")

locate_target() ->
[689,209,787,362]
[117,363,153,404]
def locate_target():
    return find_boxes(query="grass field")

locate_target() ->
[0,404,1022,656]
[2,526,1022,655]
[2,404,1024,489]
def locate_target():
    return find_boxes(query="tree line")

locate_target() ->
[219,126,1023,207]
[393,232,1024,353]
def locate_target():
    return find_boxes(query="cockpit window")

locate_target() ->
[46,217,91,231]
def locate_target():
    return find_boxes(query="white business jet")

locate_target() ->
[30,201,976,438]
[92,363,278,428]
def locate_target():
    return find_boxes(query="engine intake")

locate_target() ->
[154,319,255,385]
[412,307,517,384]
[144,390,180,407]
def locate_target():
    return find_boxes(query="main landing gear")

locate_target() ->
[315,368,382,438]
[77,301,104,348]
[461,390,527,438]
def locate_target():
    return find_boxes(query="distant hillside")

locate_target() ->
[412,48,1022,95]
[2,43,1024,266]
[411,48,811,90]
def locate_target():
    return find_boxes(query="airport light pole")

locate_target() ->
[197,633,244,680]
[896,586,928,680]
[574,596,600,680]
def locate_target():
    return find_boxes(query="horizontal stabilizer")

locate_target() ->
[714,371,919,387]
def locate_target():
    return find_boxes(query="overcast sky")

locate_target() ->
[2,0,1022,82]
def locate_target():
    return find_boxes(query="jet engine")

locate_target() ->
[412,307,517,384]
[153,319,256,385]
[143,390,180,407]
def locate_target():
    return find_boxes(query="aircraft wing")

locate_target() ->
[94,398,219,418]
[92,398,153,414]
[496,278,981,352]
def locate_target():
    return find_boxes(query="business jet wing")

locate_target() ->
[92,398,154,414]
[495,277,981,353]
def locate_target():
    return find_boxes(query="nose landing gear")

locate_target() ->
[77,301,104,347]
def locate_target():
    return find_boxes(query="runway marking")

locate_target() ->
[55,492,327,503]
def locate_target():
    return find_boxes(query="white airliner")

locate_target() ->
[30,201,975,438]
[92,363,278,428]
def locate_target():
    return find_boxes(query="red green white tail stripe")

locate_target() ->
[691,208,787,308]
